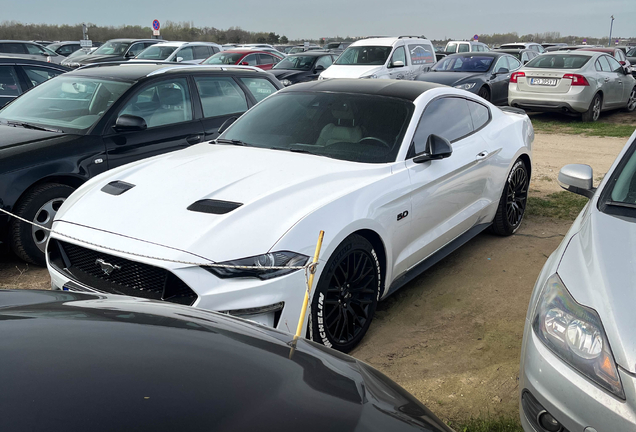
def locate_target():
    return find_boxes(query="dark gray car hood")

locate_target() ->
[416,71,485,86]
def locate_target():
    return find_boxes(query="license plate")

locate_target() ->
[530,78,558,86]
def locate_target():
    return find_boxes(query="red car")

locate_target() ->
[577,47,632,71]
[202,50,283,70]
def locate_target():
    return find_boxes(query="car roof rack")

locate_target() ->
[398,35,427,39]
[76,61,174,70]
[147,64,266,76]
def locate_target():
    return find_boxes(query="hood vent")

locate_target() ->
[101,181,135,196]
[187,199,243,215]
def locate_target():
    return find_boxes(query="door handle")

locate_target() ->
[186,135,202,144]
[476,150,489,160]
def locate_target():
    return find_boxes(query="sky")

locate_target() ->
[3,0,635,40]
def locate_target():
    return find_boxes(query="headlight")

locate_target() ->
[532,274,624,398]
[280,79,292,86]
[454,82,476,90]
[202,251,308,280]
[361,74,378,79]
[318,75,325,81]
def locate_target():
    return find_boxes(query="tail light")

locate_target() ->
[563,73,589,86]
[510,72,525,83]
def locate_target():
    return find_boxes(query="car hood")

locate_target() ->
[416,71,484,86]
[0,125,67,151]
[320,65,382,79]
[270,69,308,80]
[72,54,122,64]
[56,143,390,262]
[558,208,636,373]
[0,290,454,432]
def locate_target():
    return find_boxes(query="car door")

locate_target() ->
[605,55,629,105]
[0,65,22,107]
[102,76,205,169]
[387,46,407,80]
[176,46,195,63]
[239,53,258,67]
[597,55,622,106]
[124,42,146,60]
[257,54,278,70]
[490,56,512,104]
[404,97,494,269]
[194,75,250,141]
[193,46,212,63]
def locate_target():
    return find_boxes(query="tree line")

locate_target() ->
[0,21,631,47]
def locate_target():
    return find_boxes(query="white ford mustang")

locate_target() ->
[47,79,533,352]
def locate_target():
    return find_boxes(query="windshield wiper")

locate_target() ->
[6,121,62,133]
[606,201,636,209]
[215,138,248,146]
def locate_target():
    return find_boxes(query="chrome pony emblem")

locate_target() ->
[95,258,121,276]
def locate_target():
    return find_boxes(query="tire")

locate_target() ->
[310,234,381,353]
[491,159,529,236]
[477,86,491,102]
[10,183,75,265]
[624,87,636,112]
[582,93,602,122]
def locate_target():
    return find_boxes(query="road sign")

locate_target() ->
[152,20,160,31]
[80,39,92,48]
[473,34,479,41]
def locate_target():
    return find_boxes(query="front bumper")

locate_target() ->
[47,226,313,334]
[519,321,636,432]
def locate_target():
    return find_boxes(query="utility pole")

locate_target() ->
[608,15,614,47]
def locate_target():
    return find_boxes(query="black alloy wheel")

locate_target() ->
[491,159,529,236]
[478,86,491,102]
[310,234,381,353]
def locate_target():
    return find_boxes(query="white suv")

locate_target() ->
[319,36,436,80]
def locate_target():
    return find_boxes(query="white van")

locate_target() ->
[319,36,436,80]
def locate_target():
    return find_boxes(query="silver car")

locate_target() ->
[519,132,636,432]
[0,40,64,64]
[509,51,636,121]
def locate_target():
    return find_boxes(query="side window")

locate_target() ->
[467,100,490,131]
[193,46,211,59]
[58,45,76,55]
[0,66,22,96]
[595,59,603,72]
[521,52,529,63]
[119,78,193,128]
[212,46,220,54]
[257,54,275,65]
[412,97,473,155]
[176,47,194,61]
[494,56,510,73]
[194,76,248,118]
[389,46,406,66]
[458,43,470,53]
[127,43,145,57]
[531,45,540,52]
[597,55,612,72]
[0,43,27,54]
[22,66,64,86]
[239,77,277,102]
[508,56,522,70]
[241,54,258,66]
[407,44,435,65]
[315,55,333,69]
[25,44,46,55]
[606,55,622,72]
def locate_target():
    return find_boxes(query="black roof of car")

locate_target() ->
[445,52,506,58]
[281,79,445,102]
[102,38,158,43]
[0,56,71,70]
[0,290,454,432]
[68,63,270,82]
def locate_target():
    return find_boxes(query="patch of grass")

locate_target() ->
[532,118,635,138]
[527,191,588,220]
[449,416,523,432]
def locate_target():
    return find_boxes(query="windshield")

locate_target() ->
[274,55,315,70]
[222,92,413,164]
[600,140,636,215]
[335,46,392,65]
[432,55,494,72]
[93,41,131,56]
[203,52,244,65]
[525,54,590,69]
[136,45,178,60]
[0,76,131,133]
[67,48,93,59]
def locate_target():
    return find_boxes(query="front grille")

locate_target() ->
[49,239,197,306]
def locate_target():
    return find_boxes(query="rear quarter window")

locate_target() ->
[408,44,435,65]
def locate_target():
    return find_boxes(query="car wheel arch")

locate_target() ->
[352,228,387,295]
[12,174,85,211]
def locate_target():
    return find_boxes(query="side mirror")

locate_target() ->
[413,134,453,163]
[125,51,136,58]
[620,60,626,66]
[314,64,325,73]
[558,164,595,198]
[391,60,405,68]
[176,57,184,63]
[496,67,510,74]
[114,114,147,132]
[217,116,238,134]
[240,61,249,66]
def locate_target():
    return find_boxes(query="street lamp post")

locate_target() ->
[608,15,614,47]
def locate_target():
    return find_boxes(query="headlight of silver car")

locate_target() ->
[280,79,292,86]
[202,251,308,280]
[360,74,378,79]
[532,274,624,399]
[454,83,476,90]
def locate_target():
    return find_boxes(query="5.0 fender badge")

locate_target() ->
[397,211,409,221]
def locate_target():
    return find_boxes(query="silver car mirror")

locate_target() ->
[558,164,595,198]
[391,60,405,68]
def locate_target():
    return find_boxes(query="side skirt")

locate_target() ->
[384,222,491,298]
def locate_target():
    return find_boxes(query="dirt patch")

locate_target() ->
[0,258,49,290]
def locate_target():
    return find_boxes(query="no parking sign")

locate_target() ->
[152,19,160,36]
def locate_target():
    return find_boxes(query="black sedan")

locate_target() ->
[270,51,338,86]
[0,290,455,432]
[0,57,69,107]
[415,52,522,105]
[0,63,283,265]
[61,38,161,68]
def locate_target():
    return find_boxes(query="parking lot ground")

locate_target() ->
[0,128,632,426]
